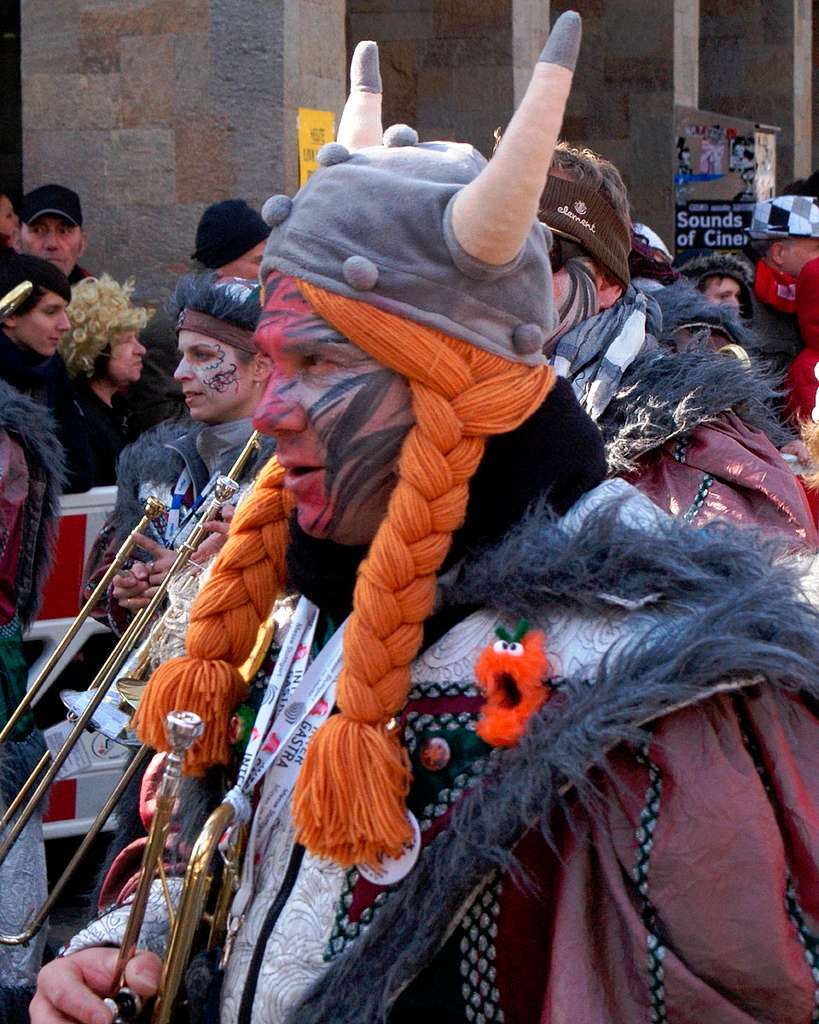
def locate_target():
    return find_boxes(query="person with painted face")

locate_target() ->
[35,22,819,1024]
[0,250,95,491]
[81,273,275,636]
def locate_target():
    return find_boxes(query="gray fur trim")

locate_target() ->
[599,347,791,475]
[444,497,792,616]
[109,421,189,544]
[169,272,261,333]
[290,507,819,1023]
[110,422,275,545]
[0,379,66,625]
[653,279,758,351]
[677,251,755,289]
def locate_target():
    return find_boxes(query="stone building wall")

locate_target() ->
[700,0,813,189]
[21,0,345,303]
[17,0,816,297]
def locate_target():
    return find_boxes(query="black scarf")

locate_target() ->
[0,329,95,492]
[0,328,67,407]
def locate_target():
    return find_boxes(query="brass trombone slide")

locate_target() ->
[151,800,239,1024]
[0,475,241,865]
[0,745,151,946]
[0,496,167,747]
[105,711,204,1024]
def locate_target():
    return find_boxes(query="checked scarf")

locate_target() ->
[550,285,661,420]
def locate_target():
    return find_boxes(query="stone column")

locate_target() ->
[20,0,346,302]
[814,0,819,172]
[550,0,695,246]
[346,0,526,157]
[700,0,813,189]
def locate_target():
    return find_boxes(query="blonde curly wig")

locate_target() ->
[62,274,149,379]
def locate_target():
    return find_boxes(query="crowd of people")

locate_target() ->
[0,11,817,1024]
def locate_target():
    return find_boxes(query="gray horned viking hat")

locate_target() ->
[133,14,584,871]
[257,13,584,868]
[260,12,583,367]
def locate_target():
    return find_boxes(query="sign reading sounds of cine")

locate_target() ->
[298,108,336,187]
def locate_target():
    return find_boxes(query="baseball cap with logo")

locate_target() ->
[749,194,819,240]
[20,184,83,228]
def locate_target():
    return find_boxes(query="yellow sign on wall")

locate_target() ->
[298,108,336,187]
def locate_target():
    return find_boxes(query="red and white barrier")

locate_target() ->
[23,487,130,839]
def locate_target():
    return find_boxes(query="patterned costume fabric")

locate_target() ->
[0,383,64,1014]
[66,482,819,1023]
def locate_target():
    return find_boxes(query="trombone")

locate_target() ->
[0,495,167,746]
[104,713,245,1024]
[0,432,263,946]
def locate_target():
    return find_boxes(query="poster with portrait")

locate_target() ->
[673,106,779,257]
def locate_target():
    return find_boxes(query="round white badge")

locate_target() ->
[357,811,421,886]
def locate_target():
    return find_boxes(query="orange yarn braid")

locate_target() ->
[291,282,555,866]
[133,457,294,774]
[135,279,555,866]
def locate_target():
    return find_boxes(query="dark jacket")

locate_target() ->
[747,282,803,381]
[0,329,94,492]
[73,381,129,487]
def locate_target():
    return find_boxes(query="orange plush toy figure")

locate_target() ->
[474,619,551,747]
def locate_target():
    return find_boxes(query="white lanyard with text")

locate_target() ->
[222,596,347,946]
[164,468,196,545]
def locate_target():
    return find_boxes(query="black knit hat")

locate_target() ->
[192,199,270,269]
[0,249,71,315]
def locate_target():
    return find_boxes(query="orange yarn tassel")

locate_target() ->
[132,657,248,775]
[291,715,412,867]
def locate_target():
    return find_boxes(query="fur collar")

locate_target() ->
[110,421,275,545]
[0,379,65,625]
[290,492,819,1022]
[598,347,791,475]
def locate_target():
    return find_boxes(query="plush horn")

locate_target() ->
[450,10,581,265]
[336,40,383,151]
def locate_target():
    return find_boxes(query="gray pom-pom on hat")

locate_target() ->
[512,323,544,356]
[262,194,293,227]
[342,255,379,291]
[260,142,554,367]
[383,124,419,148]
[317,142,352,167]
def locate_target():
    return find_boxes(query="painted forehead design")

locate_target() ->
[259,274,346,345]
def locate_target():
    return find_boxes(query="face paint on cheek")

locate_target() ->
[546,257,600,349]
[307,369,413,540]
[203,363,239,393]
